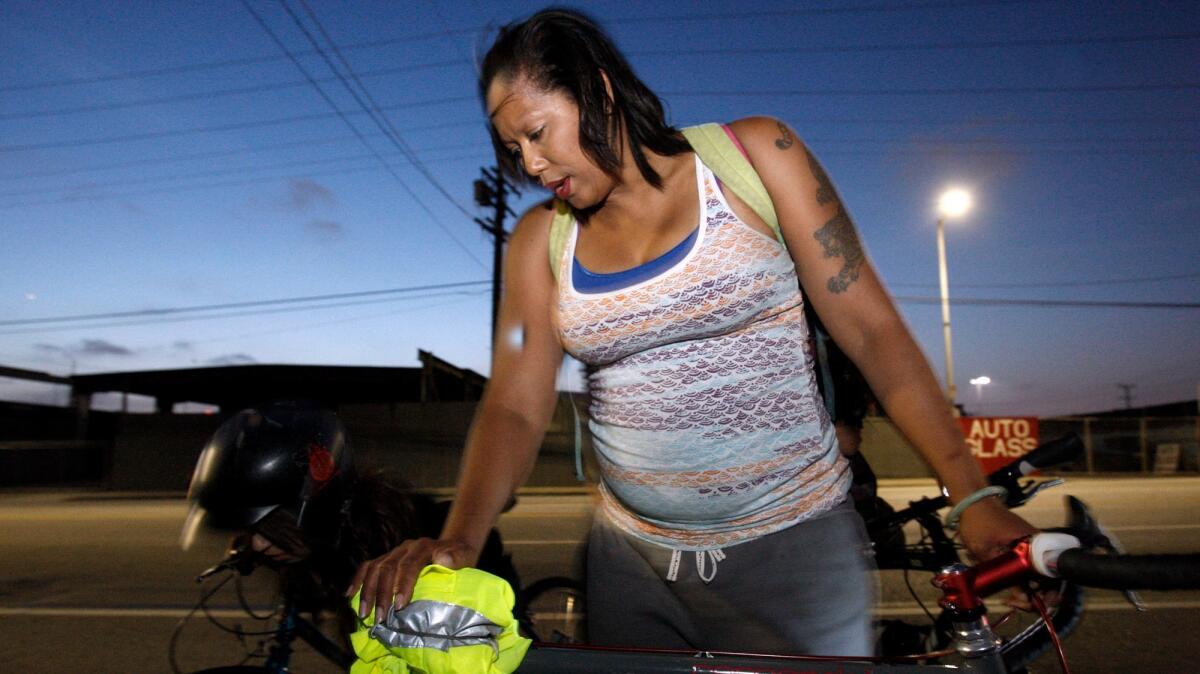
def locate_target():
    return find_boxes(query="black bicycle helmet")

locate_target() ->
[181,401,352,550]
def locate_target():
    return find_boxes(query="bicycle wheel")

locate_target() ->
[998,580,1084,673]
[522,576,587,644]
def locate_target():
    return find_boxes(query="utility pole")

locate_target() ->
[1117,383,1135,409]
[473,167,518,347]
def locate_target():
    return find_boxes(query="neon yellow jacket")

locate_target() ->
[348,565,531,674]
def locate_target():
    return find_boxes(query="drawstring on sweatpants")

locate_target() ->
[666,548,726,584]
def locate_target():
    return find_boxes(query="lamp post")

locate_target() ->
[969,375,992,400]
[937,188,972,408]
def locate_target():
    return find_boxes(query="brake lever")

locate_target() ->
[1003,477,1064,508]
[1020,477,1064,503]
[1063,495,1146,611]
[196,544,258,583]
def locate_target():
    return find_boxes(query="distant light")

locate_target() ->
[939,189,973,219]
[24,293,37,301]
[969,376,992,386]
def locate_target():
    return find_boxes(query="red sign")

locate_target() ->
[959,416,1040,474]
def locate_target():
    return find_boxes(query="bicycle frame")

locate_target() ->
[517,537,1055,674]
[261,591,356,673]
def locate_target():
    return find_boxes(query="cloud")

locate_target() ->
[172,340,194,351]
[306,219,345,239]
[79,339,134,356]
[285,179,336,212]
[207,353,257,366]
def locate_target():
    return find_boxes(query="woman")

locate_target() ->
[351,8,1037,655]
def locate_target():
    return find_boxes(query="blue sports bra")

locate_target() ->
[572,226,699,293]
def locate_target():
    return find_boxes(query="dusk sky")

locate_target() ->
[2,0,1197,418]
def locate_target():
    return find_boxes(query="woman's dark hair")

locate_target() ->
[287,468,425,615]
[479,8,690,189]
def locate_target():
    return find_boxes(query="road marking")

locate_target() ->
[5,600,1200,620]
[0,606,263,618]
[1107,524,1200,532]
[876,599,1200,617]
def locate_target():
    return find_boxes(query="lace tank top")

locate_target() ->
[556,154,850,550]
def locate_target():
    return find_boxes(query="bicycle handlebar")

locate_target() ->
[1055,549,1200,591]
[936,532,1200,613]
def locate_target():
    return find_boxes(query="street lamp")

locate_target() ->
[969,375,992,400]
[937,188,972,407]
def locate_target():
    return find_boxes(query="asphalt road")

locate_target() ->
[1,476,1197,672]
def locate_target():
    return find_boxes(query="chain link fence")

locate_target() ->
[1040,416,1200,474]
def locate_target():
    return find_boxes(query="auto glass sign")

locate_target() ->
[959,417,1040,474]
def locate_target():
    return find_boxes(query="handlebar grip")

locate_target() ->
[989,433,1083,484]
[1055,549,1200,591]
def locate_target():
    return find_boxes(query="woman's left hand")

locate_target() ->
[955,497,1056,611]
[954,496,1037,562]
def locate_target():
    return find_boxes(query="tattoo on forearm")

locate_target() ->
[814,209,865,293]
[805,147,836,205]
[774,121,794,150]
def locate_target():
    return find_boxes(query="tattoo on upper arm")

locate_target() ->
[814,210,864,293]
[774,121,794,150]
[805,147,836,206]
[806,148,863,293]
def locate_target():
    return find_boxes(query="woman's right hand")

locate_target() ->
[347,537,478,621]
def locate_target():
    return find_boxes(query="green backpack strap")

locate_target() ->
[548,200,574,282]
[547,122,784,281]
[681,123,782,244]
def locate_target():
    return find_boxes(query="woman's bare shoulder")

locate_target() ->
[726,116,797,150]
[509,198,558,246]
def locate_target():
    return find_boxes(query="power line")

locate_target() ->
[813,147,1200,157]
[0,288,491,337]
[893,296,1200,309]
[10,31,1194,121]
[0,120,480,181]
[0,141,488,199]
[283,0,476,219]
[0,151,486,210]
[890,271,1200,290]
[237,0,484,268]
[5,282,1190,334]
[609,0,1053,24]
[630,31,1200,57]
[0,60,469,121]
[0,32,479,94]
[0,281,491,328]
[0,1,1058,95]
[664,82,1200,97]
[0,96,475,152]
[17,134,1199,201]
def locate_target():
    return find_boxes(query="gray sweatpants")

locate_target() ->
[586,499,878,656]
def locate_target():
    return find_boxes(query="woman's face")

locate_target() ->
[485,76,615,209]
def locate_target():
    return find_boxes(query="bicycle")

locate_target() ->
[173,435,1193,673]
[516,433,1174,671]
[865,433,1095,671]
[516,506,1200,673]
[169,550,585,673]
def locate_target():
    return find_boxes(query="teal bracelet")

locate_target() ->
[944,485,1009,531]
